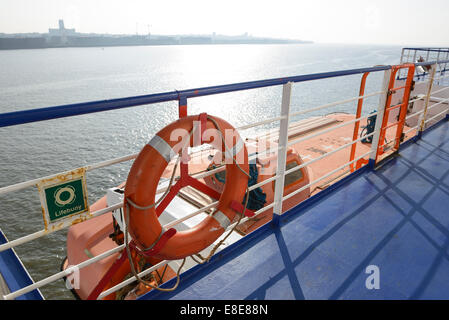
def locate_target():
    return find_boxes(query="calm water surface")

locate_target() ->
[0,43,402,299]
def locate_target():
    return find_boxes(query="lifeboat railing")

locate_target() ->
[1,58,449,300]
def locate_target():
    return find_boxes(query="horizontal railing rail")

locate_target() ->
[1,56,449,300]
[403,48,449,53]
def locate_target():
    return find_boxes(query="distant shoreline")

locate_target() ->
[0,33,312,51]
[0,40,313,51]
[0,43,314,51]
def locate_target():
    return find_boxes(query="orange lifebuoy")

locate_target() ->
[124,114,249,260]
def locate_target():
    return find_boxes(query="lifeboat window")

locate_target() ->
[284,161,303,187]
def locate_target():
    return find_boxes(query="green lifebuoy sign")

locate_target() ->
[38,168,90,229]
[44,179,87,223]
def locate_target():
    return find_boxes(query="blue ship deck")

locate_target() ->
[0,230,43,300]
[141,120,449,300]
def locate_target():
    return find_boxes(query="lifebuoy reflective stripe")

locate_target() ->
[124,114,249,260]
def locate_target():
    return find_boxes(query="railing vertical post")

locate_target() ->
[436,51,441,77]
[368,69,391,169]
[272,82,292,226]
[399,48,405,65]
[178,96,189,178]
[418,64,437,135]
[178,96,188,118]
[443,51,449,74]
[399,48,407,79]
[349,72,369,172]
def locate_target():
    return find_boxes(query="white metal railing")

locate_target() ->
[235,115,286,131]
[0,203,122,253]
[284,131,376,178]
[287,112,378,147]
[404,125,420,135]
[289,91,384,118]
[430,86,449,96]
[3,243,125,300]
[424,108,449,124]
[0,153,139,196]
[1,58,449,300]
[406,109,424,121]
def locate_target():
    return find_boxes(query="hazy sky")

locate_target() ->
[0,0,448,46]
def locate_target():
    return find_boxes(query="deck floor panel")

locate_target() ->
[141,120,449,300]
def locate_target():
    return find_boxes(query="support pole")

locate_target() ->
[419,64,437,135]
[272,82,292,224]
[369,69,391,169]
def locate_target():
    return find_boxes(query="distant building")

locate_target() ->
[48,19,76,44]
